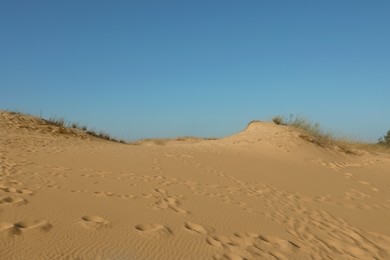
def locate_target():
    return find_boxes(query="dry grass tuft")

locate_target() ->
[85,128,126,143]
[272,115,358,154]
[355,142,390,154]
[3,111,127,144]
[46,116,67,127]
[271,116,284,125]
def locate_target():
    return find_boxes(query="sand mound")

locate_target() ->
[0,111,89,139]
[224,120,297,144]
[219,120,361,156]
[1,112,390,259]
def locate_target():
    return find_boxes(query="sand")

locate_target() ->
[1,111,390,259]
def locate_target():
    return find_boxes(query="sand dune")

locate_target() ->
[1,111,390,259]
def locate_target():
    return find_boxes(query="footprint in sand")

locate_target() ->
[14,220,52,231]
[152,189,188,214]
[343,172,354,179]
[359,181,379,192]
[93,191,136,199]
[205,236,223,247]
[0,220,52,235]
[258,235,300,252]
[1,186,33,195]
[184,221,209,235]
[0,222,14,232]
[184,221,301,259]
[0,195,26,205]
[80,215,109,229]
[135,223,173,236]
[135,223,165,232]
[1,187,17,193]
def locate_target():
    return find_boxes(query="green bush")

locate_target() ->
[272,116,285,125]
[378,130,390,145]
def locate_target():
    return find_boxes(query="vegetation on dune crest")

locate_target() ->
[3,110,215,146]
[271,116,284,126]
[272,115,390,154]
[272,114,328,139]
[272,114,357,154]
[4,111,127,144]
[44,116,127,144]
[378,130,390,146]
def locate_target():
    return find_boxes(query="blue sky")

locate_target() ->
[1,1,389,141]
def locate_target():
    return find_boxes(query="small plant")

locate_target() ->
[97,131,111,140]
[3,110,127,144]
[86,129,98,137]
[289,117,323,137]
[270,114,356,152]
[378,130,390,146]
[9,111,22,115]
[272,116,285,125]
[46,116,66,127]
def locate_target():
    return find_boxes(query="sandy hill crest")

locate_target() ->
[0,111,90,139]
[220,120,364,157]
[228,120,296,141]
[1,110,390,259]
[1,111,361,155]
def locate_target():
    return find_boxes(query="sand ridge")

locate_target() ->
[1,111,390,259]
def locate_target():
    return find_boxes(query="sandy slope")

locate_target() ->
[1,111,390,260]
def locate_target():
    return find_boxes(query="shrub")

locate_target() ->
[272,116,285,125]
[86,129,98,137]
[289,117,323,137]
[378,130,390,145]
[270,114,355,152]
[46,116,66,127]
[4,110,127,144]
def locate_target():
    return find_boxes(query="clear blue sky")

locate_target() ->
[1,1,389,141]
